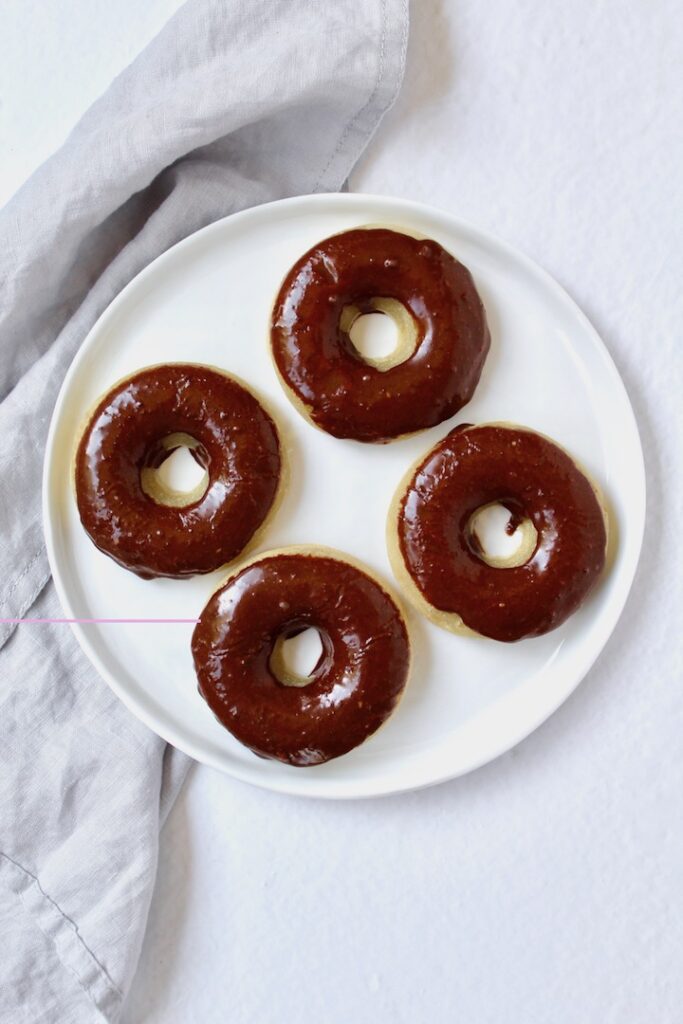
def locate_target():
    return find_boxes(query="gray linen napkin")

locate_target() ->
[0,1,407,1020]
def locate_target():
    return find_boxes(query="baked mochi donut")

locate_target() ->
[389,424,608,642]
[192,547,410,765]
[271,227,490,442]
[75,364,281,579]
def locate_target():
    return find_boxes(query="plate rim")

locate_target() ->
[42,191,646,799]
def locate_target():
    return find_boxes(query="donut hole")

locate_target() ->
[270,626,326,688]
[466,502,538,569]
[140,433,209,508]
[342,298,418,371]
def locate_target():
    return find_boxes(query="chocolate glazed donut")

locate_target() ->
[389,424,608,642]
[75,364,281,579]
[271,227,490,443]
[192,548,410,765]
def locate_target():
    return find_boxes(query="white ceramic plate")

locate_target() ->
[43,193,645,799]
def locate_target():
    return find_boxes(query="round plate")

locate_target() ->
[43,193,645,799]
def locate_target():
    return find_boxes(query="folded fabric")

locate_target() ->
[0,1,407,1020]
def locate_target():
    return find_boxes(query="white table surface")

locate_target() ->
[2,2,682,1021]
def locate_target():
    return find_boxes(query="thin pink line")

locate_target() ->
[1,618,200,624]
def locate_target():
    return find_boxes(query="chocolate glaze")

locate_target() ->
[192,552,410,765]
[75,364,281,579]
[271,228,490,442]
[395,425,607,642]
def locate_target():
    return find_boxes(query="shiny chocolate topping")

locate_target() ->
[395,425,607,641]
[192,551,410,765]
[271,228,490,442]
[75,364,281,579]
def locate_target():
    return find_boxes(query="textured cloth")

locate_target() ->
[0,2,408,1021]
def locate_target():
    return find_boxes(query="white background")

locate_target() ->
[2,1,682,1021]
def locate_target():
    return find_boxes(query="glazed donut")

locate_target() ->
[388,424,608,642]
[191,547,410,765]
[271,227,490,443]
[75,364,282,579]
